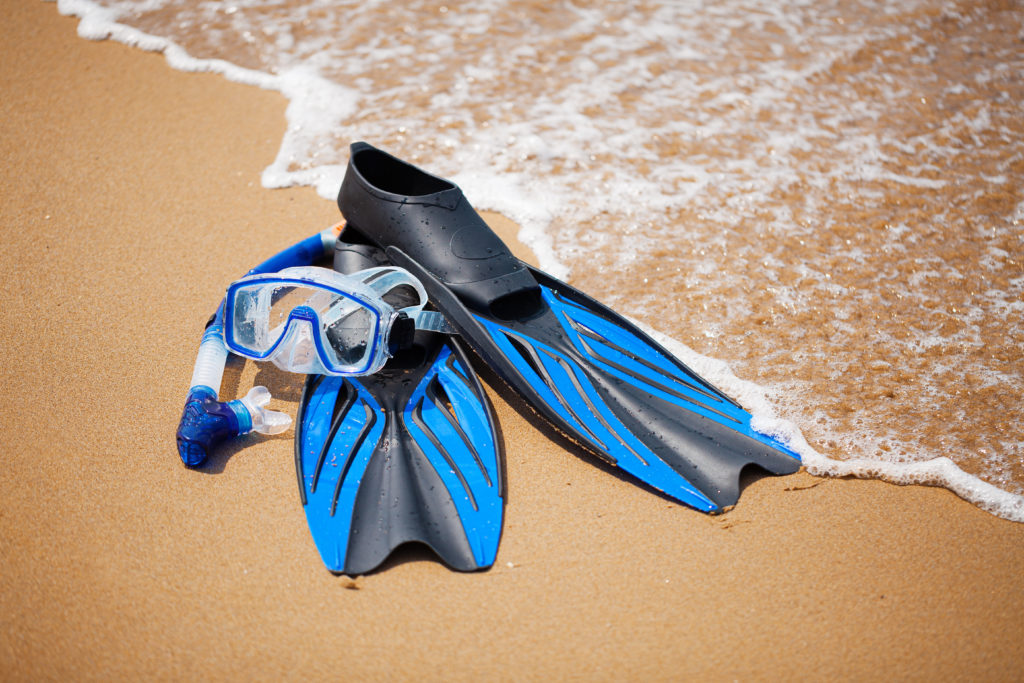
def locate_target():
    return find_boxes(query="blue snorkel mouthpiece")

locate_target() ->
[176,383,286,466]
[176,383,292,467]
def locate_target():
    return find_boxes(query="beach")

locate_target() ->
[2,2,1023,679]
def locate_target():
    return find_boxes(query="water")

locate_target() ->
[57,0,1024,520]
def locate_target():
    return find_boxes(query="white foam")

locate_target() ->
[261,66,360,198]
[57,0,280,88]
[644,322,1024,523]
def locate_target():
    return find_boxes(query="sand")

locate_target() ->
[2,2,1022,679]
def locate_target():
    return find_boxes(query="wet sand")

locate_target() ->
[2,3,1022,679]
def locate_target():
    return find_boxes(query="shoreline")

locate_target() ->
[2,3,1022,679]
[50,0,1024,524]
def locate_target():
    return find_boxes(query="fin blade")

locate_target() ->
[296,376,383,572]
[404,345,503,568]
[295,341,504,574]
[480,315,719,511]
[470,282,799,509]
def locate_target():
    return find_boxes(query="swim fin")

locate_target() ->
[337,141,800,513]
[294,242,505,574]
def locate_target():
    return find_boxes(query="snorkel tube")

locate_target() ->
[176,226,341,467]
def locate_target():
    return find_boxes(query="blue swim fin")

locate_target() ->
[294,243,504,574]
[337,141,801,513]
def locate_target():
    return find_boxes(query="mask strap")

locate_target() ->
[410,310,453,334]
[355,267,455,335]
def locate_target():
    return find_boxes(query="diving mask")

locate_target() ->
[223,265,448,376]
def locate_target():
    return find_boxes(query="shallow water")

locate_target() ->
[61,0,1024,518]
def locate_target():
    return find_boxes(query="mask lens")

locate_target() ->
[268,284,317,329]
[229,284,273,353]
[324,306,374,365]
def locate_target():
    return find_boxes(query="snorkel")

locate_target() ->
[176,227,340,467]
[175,223,452,467]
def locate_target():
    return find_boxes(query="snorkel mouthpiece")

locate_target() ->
[237,385,292,435]
[176,385,292,467]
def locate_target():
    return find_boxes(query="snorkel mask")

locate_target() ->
[176,226,451,468]
[223,265,447,376]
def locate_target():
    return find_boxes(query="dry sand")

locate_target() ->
[2,2,1022,679]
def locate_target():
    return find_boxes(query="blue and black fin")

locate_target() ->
[294,244,504,575]
[337,141,801,512]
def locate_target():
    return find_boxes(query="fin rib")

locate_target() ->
[540,348,643,464]
[294,374,324,505]
[547,286,736,406]
[329,401,377,517]
[567,320,742,426]
[504,329,612,454]
[312,380,356,495]
[565,316,725,404]
[444,350,473,386]
[426,377,492,488]
[411,398,479,511]
[500,329,547,379]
